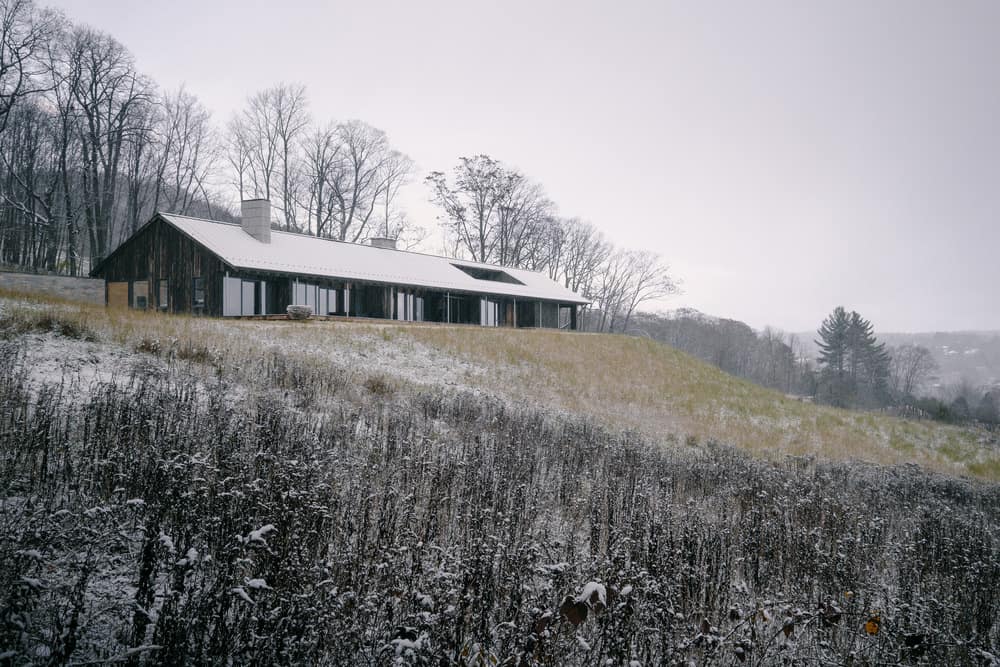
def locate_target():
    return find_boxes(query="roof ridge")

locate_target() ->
[157,211,550,276]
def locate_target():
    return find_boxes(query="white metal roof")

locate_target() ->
[160,213,589,304]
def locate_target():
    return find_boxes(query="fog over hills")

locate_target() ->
[795,329,1000,394]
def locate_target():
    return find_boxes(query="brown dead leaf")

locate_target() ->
[559,596,588,626]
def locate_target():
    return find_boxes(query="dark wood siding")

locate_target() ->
[93,216,229,316]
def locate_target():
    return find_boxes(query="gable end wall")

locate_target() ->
[96,217,228,316]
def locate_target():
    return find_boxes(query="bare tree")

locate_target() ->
[44,21,82,274]
[0,100,59,268]
[122,96,157,234]
[376,148,413,239]
[618,250,679,332]
[591,250,632,332]
[152,87,216,216]
[889,344,938,398]
[292,114,414,241]
[301,122,339,237]
[0,0,57,133]
[271,83,308,230]
[586,249,679,333]
[427,154,505,263]
[328,120,401,242]
[231,88,279,204]
[67,26,153,266]
[491,172,552,269]
[549,218,609,297]
[427,154,554,268]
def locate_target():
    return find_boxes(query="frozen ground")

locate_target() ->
[13,332,162,394]
[247,322,494,392]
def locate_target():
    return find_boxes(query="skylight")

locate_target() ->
[451,263,525,285]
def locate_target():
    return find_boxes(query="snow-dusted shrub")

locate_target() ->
[286,304,313,320]
[0,338,997,665]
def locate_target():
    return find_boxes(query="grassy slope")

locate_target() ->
[3,286,997,480]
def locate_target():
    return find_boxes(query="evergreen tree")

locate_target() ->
[815,307,853,406]
[815,307,890,408]
[847,311,891,406]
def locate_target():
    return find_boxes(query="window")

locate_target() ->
[241,280,255,315]
[133,281,148,309]
[223,276,242,316]
[224,277,267,316]
[480,298,499,327]
[158,280,168,311]
[192,277,205,311]
[451,263,525,285]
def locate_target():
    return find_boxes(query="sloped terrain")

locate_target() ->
[4,287,996,479]
[1,292,999,665]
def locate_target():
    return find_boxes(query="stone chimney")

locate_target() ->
[241,199,271,243]
[369,237,396,250]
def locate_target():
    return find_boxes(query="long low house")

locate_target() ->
[91,200,588,329]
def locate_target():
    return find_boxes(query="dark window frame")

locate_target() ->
[158,279,169,311]
[192,276,205,312]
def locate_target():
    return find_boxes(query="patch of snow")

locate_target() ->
[576,581,607,608]
[230,586,254,604]
[246,524,276,546]
[158,532,175,555]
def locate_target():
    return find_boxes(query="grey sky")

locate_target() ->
[52,0,1000,332]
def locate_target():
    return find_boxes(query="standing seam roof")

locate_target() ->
[159,213,589,304]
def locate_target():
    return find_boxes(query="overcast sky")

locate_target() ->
[51,0,1000,332]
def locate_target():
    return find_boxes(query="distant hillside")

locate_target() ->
[797,329,1000,394]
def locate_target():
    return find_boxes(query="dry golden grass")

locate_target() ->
[396,326,998,477]
[3,285,997,480]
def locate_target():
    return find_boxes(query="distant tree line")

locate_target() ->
[628,309,815,395]
[629,304,998,427]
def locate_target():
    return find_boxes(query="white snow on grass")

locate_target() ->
[15,332,157,395]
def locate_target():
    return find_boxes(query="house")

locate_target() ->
[90,200,588,329]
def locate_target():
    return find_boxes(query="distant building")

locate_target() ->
[91,200,588,329]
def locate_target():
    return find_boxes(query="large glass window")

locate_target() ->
[241,280,255,315]
[480,298,499,326]
[223,276,242,316]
